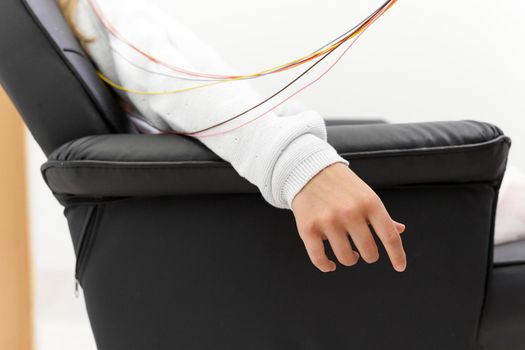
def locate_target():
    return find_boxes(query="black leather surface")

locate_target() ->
[41,120,511,201]
[477,263,525,349]
[494,239,525,266]
[0,0,134,157]
[71,184,497,350]
[324,117,387,126]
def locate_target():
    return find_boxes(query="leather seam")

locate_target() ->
[41,136,509,172]
[21,0,121,133]
[76,203,106,285]
[339,135,510,159]
[43,135,511,170]
[493,260,525,268]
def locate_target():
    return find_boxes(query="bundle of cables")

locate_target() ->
[87,0,398,137]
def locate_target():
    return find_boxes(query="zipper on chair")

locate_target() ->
[75,278,80,298]
[73,205,101,297]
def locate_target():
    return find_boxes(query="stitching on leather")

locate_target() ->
[493,260,525,268]
[473,153,511,343]
[75,205,96,256]
[53,181,498,206]
[77,203,106,284]
[473,184,500,343]
[63,48,86,57]
[21,0,122,133]
[340,135,510,158]
[42,134,510,172]
[44,163,232,171]
[41,137,509,173]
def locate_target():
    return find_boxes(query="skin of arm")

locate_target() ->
[293,163,406,273]
[75,0,407,273]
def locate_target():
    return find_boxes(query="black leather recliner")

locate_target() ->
[1,1,524,349]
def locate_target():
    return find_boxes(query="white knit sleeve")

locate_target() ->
[76,0,349,210]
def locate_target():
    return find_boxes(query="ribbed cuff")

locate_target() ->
[272,133,349,210]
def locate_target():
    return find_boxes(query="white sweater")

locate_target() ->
[74,0,349,210]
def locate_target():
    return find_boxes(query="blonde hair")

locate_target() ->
[57,0,131,110]
[58,0,94,47]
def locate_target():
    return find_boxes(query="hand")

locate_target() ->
[291,162,407,273]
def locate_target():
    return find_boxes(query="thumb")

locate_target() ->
[393,220,406,234]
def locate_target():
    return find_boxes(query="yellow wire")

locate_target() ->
[96,34,353,95]
[211,3,390,81]
[95,5,389,95]
[96,71,226,95]
[231,24,369,80]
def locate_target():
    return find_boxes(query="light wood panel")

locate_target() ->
[0,87,33,350]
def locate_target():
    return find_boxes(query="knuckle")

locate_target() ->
[383,230,400,245]
[338,204,360,220]
[299,219,319,237]
[361,193,380,211]
[319,212,339,229]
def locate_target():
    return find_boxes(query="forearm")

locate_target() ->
[76,0,349,209]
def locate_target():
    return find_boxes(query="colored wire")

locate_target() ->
[111,47,222,82]
[87,0,395,81]
[94,0,396,95]
[126,0,392,137]
[90,1,396,137]
[176,1,393,137]
[107,1,385,85]
[96,71,224,95]
[128,35,344,135]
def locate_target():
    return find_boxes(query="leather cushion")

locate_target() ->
[494,239,525,266]
[41,120,511,201]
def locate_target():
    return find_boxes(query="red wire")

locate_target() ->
[87,0,262,79]
[181,28,369,138]
[92,0,395,137]
[86,0,391,80]
[156,2,389,138]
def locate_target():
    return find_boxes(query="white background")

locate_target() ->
[27,1,524,348]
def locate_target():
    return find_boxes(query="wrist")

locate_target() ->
[272,133,349,210]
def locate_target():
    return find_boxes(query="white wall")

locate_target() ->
[28,0,524,348]
[160,0,525,166]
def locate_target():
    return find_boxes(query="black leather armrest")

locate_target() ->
[494,239,525,266]
[41,120,511,203]
[324,117,388,126]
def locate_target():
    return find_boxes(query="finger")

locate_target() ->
[393,220,406,234]
[324,229,360,267]
[302,235,337,273]
[368,219,406,235]
[368,205,407,272]
[345,219,380,264]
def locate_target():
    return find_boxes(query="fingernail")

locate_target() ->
[395,263,406,272]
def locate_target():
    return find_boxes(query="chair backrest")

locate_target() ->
[0,0,136,157]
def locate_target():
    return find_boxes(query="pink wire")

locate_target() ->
[116,2,391,137]
[88,0,248,79]
[186,20,373,138]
